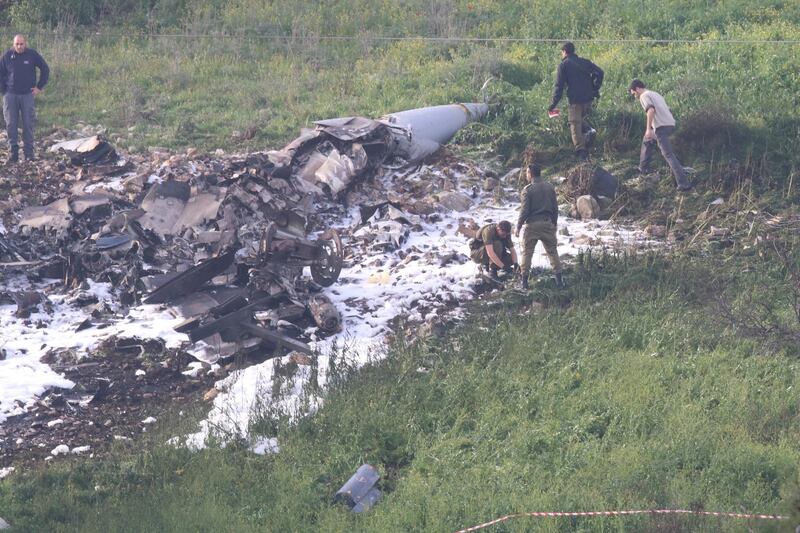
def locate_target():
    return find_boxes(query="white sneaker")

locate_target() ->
[585,128,597,146]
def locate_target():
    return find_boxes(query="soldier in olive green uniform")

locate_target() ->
[470,220,519,278]
[515,164,564,289]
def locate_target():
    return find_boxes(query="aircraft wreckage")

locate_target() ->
[0,100,489,361]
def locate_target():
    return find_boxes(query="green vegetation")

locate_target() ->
[2,246,800,532]
[0,0,794,194]
[1,1,800,532]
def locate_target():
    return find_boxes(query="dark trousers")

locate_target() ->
[3,92,36,157]
[639,125,689,188]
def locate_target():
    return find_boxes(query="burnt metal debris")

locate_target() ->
[334,464,382,513]
[0,100,488,364]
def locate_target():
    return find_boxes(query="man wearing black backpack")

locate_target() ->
[548,41,603,161]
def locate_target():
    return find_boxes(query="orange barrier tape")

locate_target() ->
[456,509,790,532]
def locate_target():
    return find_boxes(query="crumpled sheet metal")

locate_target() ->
[313,116,385,141]
[314,148,367,196]
[137,180,190,236]
[49,136,105,154]
[266,101,487,197]
[177,190,226,230]
[69,194,111,216]
[353,202,422,251]
[170,290,255,363]
[49,135,117,165]
[19,198,72,232]
[134,180,226,237]
[3,97,490,363]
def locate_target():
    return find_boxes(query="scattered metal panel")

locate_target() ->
[358,202,414,226]
[49,136,104,154]
[170,290,252,363]
[95,234,131,251]
[49,135,117,165]
[238,322,312,355]
[184,294,313,355]
[70,194,111,216]
[137,180,192,236]
[12,290,44,318]
[172,188,226,232]
[144,251,236,304]
[19,198,72,232]
[186,295,281,342]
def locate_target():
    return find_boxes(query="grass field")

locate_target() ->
[2,249,800,531]
[1,1,800,531]
[1,1,798,193]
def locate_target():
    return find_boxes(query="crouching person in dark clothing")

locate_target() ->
[516,164,564,289]
[0,34,49,164]
[470,220,519,279]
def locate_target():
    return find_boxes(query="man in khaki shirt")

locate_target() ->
[470,220,519,279]
[516,164,564,289]
[629,79,692,191]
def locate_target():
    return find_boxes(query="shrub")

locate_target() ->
[676,106,751,155]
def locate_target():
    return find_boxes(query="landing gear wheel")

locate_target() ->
[311,229,343,287]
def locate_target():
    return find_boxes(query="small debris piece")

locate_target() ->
[575,195,600,220]
[250,437,279,455]
[203,388,219,402]
[287,351,313,366]
[50,444,70,456]
[645,225,668,238]
[308,294,341,332]
[334,464,382,513]
[437,191,473,212]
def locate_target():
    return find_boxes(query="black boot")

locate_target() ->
[521,274,529,290]
[555,272,565,288]
[5,147,18,165]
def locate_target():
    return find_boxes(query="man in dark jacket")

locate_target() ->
[0,34,49,163]
[548,41,603,161]
[516,164,563,289]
